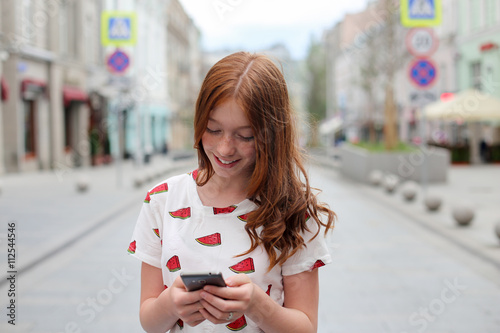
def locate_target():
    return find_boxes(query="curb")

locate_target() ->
[310,154,500,270]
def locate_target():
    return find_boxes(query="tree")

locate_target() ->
[356,0,406,149]
[305,37,327,146]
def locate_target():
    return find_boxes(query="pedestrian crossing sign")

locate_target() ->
[101,11,137,46]
[400,0,442,27]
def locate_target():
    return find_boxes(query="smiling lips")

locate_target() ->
[215,155,239,167]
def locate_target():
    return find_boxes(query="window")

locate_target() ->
[24,100,36,157]
[59,0,77,57]
[64,106,73,149]
[470,62,482,90]
[21,0,35,45]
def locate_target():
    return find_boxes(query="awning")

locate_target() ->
[21,78,46,98]
[1,77,9,101]
[63,86,88,107]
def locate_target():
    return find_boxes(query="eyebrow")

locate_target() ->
[207,117,252,130]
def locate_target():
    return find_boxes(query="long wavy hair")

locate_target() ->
[194,52,335,270]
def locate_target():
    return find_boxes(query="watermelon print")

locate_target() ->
[188,169,198,180]
[169,207,191,220]
[213,205,237,215]
[266,284,272,296]
[153,228,160,238]
[144,192,151,203]
[229,258,255,274]
[196,233,221,246]
[177,319,184,329]
[127,240,136,254]
[305,211,311,222]
[226,315,247,331]
[310,260,325,271]
[167,255,181,272]
[150,183,168,195]
[237,213,249,222]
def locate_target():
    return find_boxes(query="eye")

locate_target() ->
[206,127,220,134]
[239,135,254,142]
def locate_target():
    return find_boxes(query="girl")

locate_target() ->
[128,52,335,332]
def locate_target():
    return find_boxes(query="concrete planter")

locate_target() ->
[339,144,450,184]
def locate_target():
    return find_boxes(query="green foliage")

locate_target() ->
[305,37,326,123]
[351,141,417,152]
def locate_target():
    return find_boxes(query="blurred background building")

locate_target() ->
[321,0,500,163]
[1,0,500,175]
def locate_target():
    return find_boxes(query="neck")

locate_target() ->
[197,173,250,207]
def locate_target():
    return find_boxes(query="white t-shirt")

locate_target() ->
[128,170,332,332]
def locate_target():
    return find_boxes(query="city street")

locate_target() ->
[1,162,500,332]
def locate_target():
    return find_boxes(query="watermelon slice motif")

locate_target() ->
[176,319,184,329]
[169,207,191,220]
[229,257,255,274]
[237,213,249,222]
[226,315,247,331]
[213,205,236,215]
[144,192,151,204]
[127,240,136,254]
[305,211,311,222]
[167,255,181,272]
[188,169,198,180]
[150,183,168,196]
[196,232,221,246]
[266,284,272,296]
[153,228,160,238]
[310,260,325,271]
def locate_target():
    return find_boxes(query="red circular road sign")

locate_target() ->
[408,58,437,89]
[406,28,439,58]
[107,49,130,74]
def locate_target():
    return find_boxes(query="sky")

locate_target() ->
[178,0,370,60]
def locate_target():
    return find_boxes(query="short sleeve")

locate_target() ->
[281,220,332,276]
[127,190,165,268]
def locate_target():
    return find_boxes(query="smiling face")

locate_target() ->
[201,98,256,183]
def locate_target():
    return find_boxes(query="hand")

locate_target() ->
[164,276,206,327]
[198,274,256,324]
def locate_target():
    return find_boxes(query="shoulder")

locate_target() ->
[144,170,196,204]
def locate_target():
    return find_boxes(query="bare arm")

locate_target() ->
[139,262,206,332]
[200,269,319,333]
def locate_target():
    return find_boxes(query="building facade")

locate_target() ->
[0,0,203,174]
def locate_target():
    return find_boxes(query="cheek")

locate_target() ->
[243,144,256,161]
[201,133,213,150]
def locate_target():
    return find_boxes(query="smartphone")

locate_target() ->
[180,272,226,291]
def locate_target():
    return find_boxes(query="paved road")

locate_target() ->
[1,163,499,332]
[313,165,500,333]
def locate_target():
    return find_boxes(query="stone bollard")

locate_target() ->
[369,170,383,186]
[452,205,474,226]
[495,222,500,242]
[401,181,418,202]
[424,194,442,212]
[383,174,399,193]
[76,175,90,193]
[133,176,143,189]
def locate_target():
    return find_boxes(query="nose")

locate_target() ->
[217,134,236,157]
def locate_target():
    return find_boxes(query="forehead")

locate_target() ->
[209,98,250,127]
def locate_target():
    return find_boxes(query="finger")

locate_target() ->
[225,273,251,287]
[199,302,242,324]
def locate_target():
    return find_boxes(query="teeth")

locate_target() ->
[219,158,236,164]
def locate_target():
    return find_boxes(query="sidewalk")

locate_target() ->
[311,150,500,270]
[0,152,198,281]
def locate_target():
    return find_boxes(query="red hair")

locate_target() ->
[194,52,335,270]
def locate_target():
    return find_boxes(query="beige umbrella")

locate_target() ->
[424,89,500,121]
[423,89,500,164]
